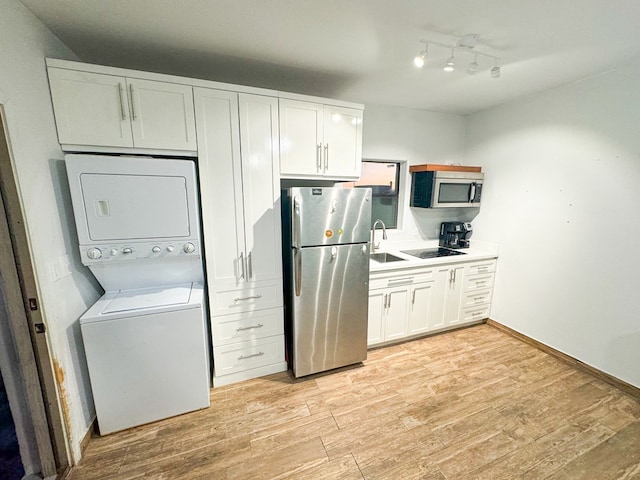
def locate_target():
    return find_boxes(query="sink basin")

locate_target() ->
[370,252,406,263]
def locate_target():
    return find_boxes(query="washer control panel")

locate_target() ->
[80,241,200,264]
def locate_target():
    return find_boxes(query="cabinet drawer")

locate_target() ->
[369,270,433,289]
[463,289,493,308]
[213,335,285,377]
[212,308,283,346]
[465,274,494,292]
[467,260,497,276]
[210,281,282,315]
[462,305,491,323]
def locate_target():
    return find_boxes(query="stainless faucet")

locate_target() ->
[371,219,388,252]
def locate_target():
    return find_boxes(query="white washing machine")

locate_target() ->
[80,283,208,435]
[65,154,210,435]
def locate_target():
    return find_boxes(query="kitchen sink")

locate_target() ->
[370,252,406,263]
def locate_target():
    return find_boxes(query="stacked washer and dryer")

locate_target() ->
[65,154,210,435]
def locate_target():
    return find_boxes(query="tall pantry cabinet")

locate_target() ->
[194,88,286,386]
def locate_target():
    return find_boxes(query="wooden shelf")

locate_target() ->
[409,164,482,173]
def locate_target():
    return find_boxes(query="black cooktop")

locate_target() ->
[401,247,467,259]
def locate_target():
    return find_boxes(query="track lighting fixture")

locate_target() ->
[413,34,501,78]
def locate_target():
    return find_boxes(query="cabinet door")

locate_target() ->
[128,78,196,151]
[279,99,322,176]
[194,87,245,289]
[323,105,362,179]
[408,282,433,336]
[444,266,466,327]
[48,68,133,147]
[238,94,282,284]
[367,290,386,346]
[384,287,410,342]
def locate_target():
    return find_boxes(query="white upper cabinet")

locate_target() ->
[127,78,196,150]
[48,68,134,148]
[47,67,196,152]
[279,98,362,180]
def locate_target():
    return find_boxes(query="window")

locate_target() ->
[342,160,400,228]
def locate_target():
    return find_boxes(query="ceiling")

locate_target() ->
[20,0,640,115]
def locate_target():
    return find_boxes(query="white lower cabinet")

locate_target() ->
[367,270,434,346]
[368,258,497,347]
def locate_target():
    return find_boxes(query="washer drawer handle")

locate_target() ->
[233,294,262,302]
[239,352,264,360]
[236,323,264,331]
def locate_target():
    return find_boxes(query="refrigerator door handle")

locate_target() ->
[294,248,302,297]
[293,196,301,249]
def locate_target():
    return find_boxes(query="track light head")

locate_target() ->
[443,49,455,72]
[467,55,479,74]
[414,41,428,68]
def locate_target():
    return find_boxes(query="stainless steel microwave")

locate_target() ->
[410,170,484,208]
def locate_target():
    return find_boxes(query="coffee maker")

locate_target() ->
[440,222,472,249]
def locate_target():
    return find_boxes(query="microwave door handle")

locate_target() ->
[469,182,477,203]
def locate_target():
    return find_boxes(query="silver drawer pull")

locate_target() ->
[472,311,484,316]
[239,352,264,360]
[474,296,484,301]
[233,294,262,302]
[236,323,264,331]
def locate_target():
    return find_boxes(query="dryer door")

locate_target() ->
[80,172,191,241]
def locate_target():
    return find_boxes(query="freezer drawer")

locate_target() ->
[287,187,372,247]
[291,243,370,377]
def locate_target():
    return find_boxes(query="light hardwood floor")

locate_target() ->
[68,324,640,479]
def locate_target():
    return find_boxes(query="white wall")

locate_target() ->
[362,104,476,241]
[0,0,102,467]
[465,57,640,388]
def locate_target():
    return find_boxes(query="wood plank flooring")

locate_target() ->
[67,324,640,480]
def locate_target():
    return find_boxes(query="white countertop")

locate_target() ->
[369,239,499,273]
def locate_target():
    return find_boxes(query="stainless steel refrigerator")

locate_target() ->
[282,187,372,377]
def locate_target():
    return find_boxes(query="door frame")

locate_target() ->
[0,104,68,477]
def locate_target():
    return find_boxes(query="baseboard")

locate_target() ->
[486,319,640,400]
[80,417,97,453]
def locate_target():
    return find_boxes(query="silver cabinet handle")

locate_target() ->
[412,290,416,304]
[388,294,391,309]
[129,83,137,120]
[383,293,388,310]
[239,352,264,360]
[118,83,126,120]
[324,144,329,172]
[233,294,262,302]
[236,323,264,331]
[316,144,322,172]
[248,252,253,279]
[294,248,302,297]
[239,252,245,279]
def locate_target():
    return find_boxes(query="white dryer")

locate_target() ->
[65,154,210,435]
